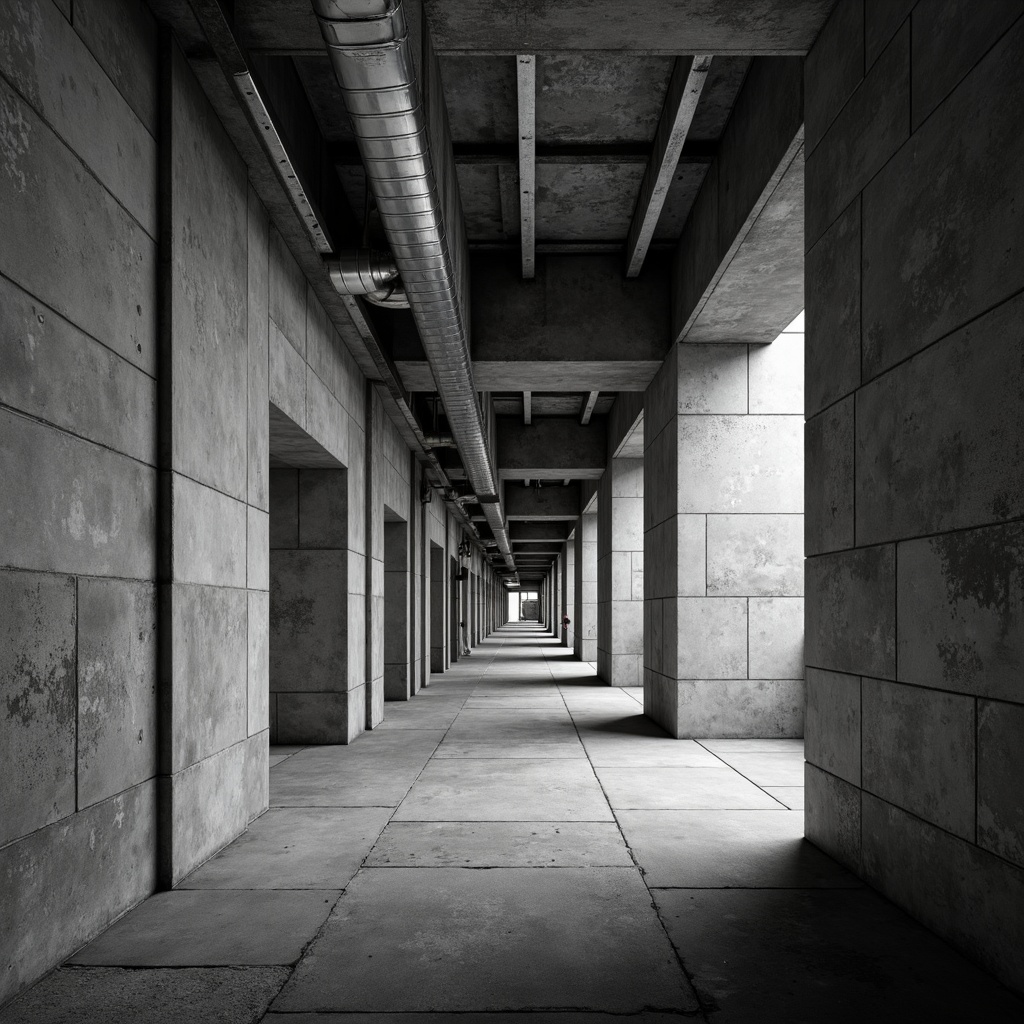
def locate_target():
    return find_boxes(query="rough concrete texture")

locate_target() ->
[805,1,1024,991]
[0,782,157,1006]
[0,967,289,1024]
[0,570,76,846]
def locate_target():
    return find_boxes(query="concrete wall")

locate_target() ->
[643,328,804,737]
[0,0,160,1000]
[565,535,577,650]
[270,469,355,740]
[804,0,1024,992]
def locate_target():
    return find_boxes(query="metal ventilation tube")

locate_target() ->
[328,249,410,308]
[313,0,513,569]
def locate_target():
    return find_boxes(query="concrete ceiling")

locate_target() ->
[219,0,824,577]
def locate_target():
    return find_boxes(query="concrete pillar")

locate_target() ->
[383,518,410,700]
[597,458,644,686]
[643,341,804,737]
[270,469,360,738]
[565,535,576,649]
[573,512,598,661]
[428,543,444,672]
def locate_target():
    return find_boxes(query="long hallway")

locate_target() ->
[5,626,1021,1023]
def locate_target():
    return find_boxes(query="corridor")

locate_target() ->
[5,626,1021,1023]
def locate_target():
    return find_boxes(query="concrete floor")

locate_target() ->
[3,623,1022,1023]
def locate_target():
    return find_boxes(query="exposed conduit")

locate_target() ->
[313,0,514,571]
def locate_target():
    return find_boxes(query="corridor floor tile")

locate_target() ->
[0,967,289,1024]
[271,867,699,1013]
[698,738,805,753]
[365,821,633,867]
[654,888,1024,1022]
[595,766,781,810]
[68,890,340,966]
[706,751,807,786]
[178,807,393,890]
[270,763,425,807]
[581,737,740,768]
[765,786,804,809]
[618,809,861,888]
[393,759,614,820]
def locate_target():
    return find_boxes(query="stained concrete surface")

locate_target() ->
[6,623,1022,1022]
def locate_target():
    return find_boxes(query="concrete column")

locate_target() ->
[383,518,410,700]
[573,512,598,661]
[643,341,804,737]
[597,458,644,686]
[565,535,576,650]
[270,469,360,739]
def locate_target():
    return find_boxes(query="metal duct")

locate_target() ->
[312,0,514,569]
[327,250,410,308]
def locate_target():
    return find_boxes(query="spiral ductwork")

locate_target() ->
[313,0,512,569]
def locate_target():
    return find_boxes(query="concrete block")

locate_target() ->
[247,187,270,511]
[72,0,159,133]
[676,678,805,738]
[863,20,1024,374]
[348,550,366,597]
[269,469,298,549]
[805,545,895,679]
[643,343,679,443]
[163,738,247,886]
[248,590,270,737]
[299,469,348,549]
[898,522,1023,702]
[169,48,247,501]
[384,664,411,701]
[805,198,860,416]
[0,78,156,375]
[244,730,269,823]
[0,571,76,846]
[610,458,643,498]
[305,286,338,399]
[0,0,157,233]
[642,417,678,534]
[306,366,349,466]
[707,514,803,596]
[805,0,864,153]
[676,598,747,679]
[977,699,1024,868]
[861,793,1024,994]
[77,579,158,808]
[610,599,644,655]
[0,781,157,1006]
[864,0,914,69]
[748,333,803,414]
[269,321,307,429]
[367,677,385,729]
[168,584,248,773]
[610,653,642,688]
[675,514,706,597]
[805,396,854,556]
[644,668,680,738]
[911,0,1023,129]
[171,473,246,589]
[862,677,974,839]
[247,507,270,591]
[677,415,803,514]
[675,344,748,413]
[0,275,157,465]
[805,667,860,786]
[805,762,861,873]
[856,296,1024,543]
[268,228,307,357]
[270,550,347,693]
[806,22,909,246]
[749,597,804,679]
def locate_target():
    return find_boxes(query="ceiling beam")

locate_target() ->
[497,417,607,481]
[580,391,600,426]
[625,56,711,278]
[517,54,537,279]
